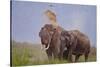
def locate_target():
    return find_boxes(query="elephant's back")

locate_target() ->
[71,30,90,45]
[70,30,90,55]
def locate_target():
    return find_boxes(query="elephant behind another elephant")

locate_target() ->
[60,30,91,62]
[39,24,91,62]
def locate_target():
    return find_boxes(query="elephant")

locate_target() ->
[39,24,61,59]
[59,30,91,62]
[63,49,69,60]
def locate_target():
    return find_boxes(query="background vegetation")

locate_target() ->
[11,40,96,66]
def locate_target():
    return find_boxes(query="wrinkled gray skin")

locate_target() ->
[60,30,90,62]
[39,24,61,59]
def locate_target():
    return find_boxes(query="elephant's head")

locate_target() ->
[60,30,77,49]
[60,31,72,48]
[39,24,55,50]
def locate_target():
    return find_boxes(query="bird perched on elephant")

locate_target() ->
[60,30,91,62]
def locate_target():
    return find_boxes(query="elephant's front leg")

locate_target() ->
[59,50,63,60]
[46,48,52,60]
[52,48,59,59]
[63,49,69,60]
[59,45,65,60]
[53,51,57,59]
[68,49,73,62]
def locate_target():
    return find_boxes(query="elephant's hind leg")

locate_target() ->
[84,49,90,62]
[84,53,89,62]
[46,48,52,60]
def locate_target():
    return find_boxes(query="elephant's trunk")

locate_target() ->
[44,37,52,50]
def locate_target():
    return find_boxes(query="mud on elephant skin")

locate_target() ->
[60,30,91,62]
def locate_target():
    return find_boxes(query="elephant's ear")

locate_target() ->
[39,30,41,37]
[65,32,74,46]
[61,31,69,41]
[39,27,42,37]
[39,27,45,37]
[68,33,76,46]
[64,32,71,41]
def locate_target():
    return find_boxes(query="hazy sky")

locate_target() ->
[12,1,96,47]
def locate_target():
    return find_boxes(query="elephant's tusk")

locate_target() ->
[44,44,50,50]
[41,44,50,51]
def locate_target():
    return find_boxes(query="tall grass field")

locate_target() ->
[11,41,96,66]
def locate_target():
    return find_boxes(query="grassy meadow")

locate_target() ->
[11,41,96,66]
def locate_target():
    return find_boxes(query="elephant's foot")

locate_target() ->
[75,55,80,62]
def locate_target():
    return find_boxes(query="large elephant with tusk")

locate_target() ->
[39,24,62,59]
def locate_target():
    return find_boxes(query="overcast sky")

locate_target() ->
[12,1,96,47]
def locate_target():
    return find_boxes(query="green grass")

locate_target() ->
[12,47,29,66]
[78,55,96,62]
[11,41,96,66]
